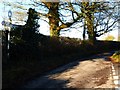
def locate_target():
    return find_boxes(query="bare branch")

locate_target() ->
[97,20,117,37]
[58,13,83,30]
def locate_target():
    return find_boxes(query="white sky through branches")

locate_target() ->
[0,0,119,41]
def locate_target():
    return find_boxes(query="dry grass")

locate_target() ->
[110,50,120,63]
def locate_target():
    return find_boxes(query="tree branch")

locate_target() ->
[58,13,83,30]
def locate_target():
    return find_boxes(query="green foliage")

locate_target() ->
[111,50,120,63]
[10,8,40,45]
[22,8,40,43]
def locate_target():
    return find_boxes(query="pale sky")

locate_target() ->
[0,0,119,41]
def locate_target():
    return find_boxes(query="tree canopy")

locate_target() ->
[2,0,120,43]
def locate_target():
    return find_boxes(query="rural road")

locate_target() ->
[22,51,119,89]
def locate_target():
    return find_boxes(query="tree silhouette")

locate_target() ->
[22,8,40,45]
[10,8,40,46]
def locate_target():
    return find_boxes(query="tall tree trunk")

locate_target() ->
[44,2,60,37]
[83,19,86,40]
[85,14,96,43]
[82,2,96,43]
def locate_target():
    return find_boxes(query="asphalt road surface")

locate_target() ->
[22,51,117,89]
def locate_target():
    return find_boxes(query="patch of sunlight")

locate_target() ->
[110,51,120,63]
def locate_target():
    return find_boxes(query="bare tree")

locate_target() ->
[3,0,119,41]
[71,1,119,42]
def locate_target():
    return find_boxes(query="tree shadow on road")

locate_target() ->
[21,51,114,89]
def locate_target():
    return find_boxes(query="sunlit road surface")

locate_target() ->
[22,52,117,89]
[111,63,120,89]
